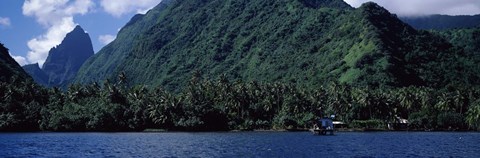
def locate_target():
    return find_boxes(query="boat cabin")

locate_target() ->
[319,118,334,129]
[311,117,335,135]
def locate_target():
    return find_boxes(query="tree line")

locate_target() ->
[1,73,480,132]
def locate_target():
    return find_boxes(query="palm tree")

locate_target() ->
[66,84,83,103]
[466,99,480,130]
[148,88,182,127]
[452,89,466,115]
[435,92,452,112]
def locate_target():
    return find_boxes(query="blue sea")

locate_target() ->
[0,132,479,157]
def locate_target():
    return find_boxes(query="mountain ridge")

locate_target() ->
[75,0,478,90]
[400,14,480,30]
[0,43,32,83]
[23,25,94,88]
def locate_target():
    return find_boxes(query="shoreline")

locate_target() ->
[1,127,476,133]
[1,130,477,133]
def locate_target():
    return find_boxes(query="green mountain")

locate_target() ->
[400,15,480,30]
[75,0,477,90]
[1,43,46,131]
[23,25,94,88]
[436,27,480,54]
[433,27,480,82]
[0,43,31,83]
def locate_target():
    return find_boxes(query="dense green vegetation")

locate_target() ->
[2,71,480,131]
[76,0,479,92]
[1,42,44,131]
[3,39,480,131]
[435,27,480,55]
[0,79,47,131]
[3,1,480,132]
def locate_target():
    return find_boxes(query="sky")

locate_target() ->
[1,0,480,67]
[0,0,163,66]
[344,0,480,16]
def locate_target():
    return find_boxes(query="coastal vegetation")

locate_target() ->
[2,73,480,132]
[2,0,480,132]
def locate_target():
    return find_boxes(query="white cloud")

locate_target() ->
[343,0,365,8]
[344,0,480,16]
[98,34,116,45]
[23,0,94,27]
[0,17,11,27]
[100,0,162,17]
[26,17,76,66]
[9,52,29,66]
[22,0,94,67]
[12,55,29,66]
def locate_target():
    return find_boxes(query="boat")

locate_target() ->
[310,116,335,135]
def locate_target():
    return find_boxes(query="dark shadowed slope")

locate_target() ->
[0,43,31,82]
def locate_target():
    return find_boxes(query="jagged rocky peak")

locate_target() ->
[24,25,94,88]
[43,25,93,68]
[72,25,85,32]
[65,25,90,44]
[43,25,93,70]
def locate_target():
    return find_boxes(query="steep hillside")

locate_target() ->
[23,25,94,88]
[432,27,480,85]
[1,43,46,132]
[22,63,48,85]
[436,27,480,54]
[400,15,480,30]
[0,43,31,82]
[75,0,475,90]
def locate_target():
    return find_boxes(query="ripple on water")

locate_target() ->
[0,132,479,157]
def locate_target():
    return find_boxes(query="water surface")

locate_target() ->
[1,132,478,157]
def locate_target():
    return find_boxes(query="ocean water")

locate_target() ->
[0,132,478,157]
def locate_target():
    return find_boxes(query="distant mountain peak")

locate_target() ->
[72,25,86,33]
[30,63,40,67]
[24,24,94,88]
[22,63,47,85]
[61,25,89,45]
